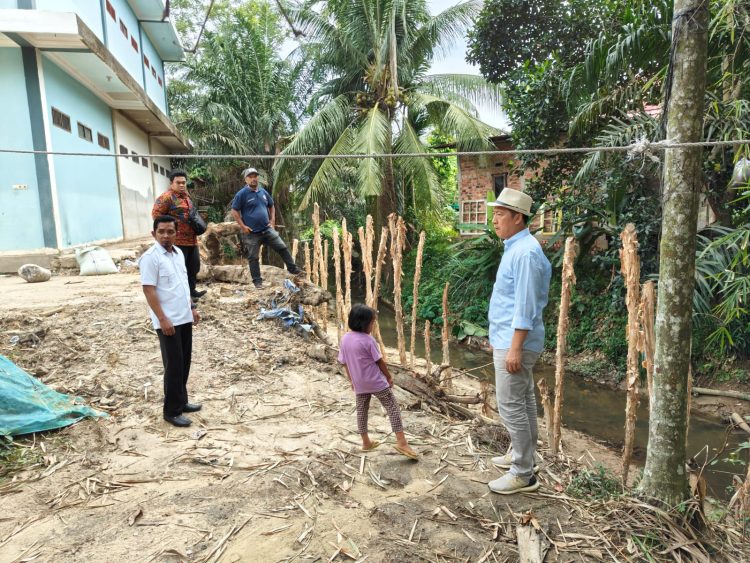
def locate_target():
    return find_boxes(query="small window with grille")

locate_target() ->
[77,122,93,142]
[97,133,110,150]
[460,200,487,235]
[52,108,71,132]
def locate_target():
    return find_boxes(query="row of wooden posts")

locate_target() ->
[289,205,454,389]
[288,208,657,484]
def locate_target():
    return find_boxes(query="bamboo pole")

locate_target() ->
[312,203,322,286]
[342,219,353,320]
[371,227,389,359]
[410,231,426,370]
[393,216,408,366]
[321,239,329,331]
[332,226,345,343]
[638,280,656,401]
[303,242,311,282]
[424,320,432,380]
[551,236,579,456]
[620,224,641,486]
[440,282,452,391]
[292,238,299,264]
[538,379,554,449]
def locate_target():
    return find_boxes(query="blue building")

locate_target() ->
[0,0,189,268]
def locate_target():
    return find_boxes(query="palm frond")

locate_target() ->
[274,95,353,187]
[354,106,391,197]
[421,74,504,109]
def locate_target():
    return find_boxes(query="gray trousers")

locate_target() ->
[494,348,541,480]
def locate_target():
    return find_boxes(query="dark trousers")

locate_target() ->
[177,244,200,294]
[241,228,297,284]
[157,322,193,417]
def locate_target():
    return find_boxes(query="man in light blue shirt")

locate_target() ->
[487,188,551,495]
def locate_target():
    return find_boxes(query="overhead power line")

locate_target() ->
[0,138,748,160]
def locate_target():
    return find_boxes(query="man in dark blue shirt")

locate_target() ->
[231,168,302,288]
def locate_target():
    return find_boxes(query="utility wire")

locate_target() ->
[0,138,747,160]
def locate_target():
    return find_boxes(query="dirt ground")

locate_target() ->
[0,269,742,562]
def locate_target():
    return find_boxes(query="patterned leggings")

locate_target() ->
[356,388,404,435]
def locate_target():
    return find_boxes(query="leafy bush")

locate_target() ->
[566,464,623,500]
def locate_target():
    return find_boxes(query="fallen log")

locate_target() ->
[202,265,332,306]
[693,387,750,402]
[199,221,242,265]
[731,412,750,435]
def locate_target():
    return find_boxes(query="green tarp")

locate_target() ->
[0,354,106,437]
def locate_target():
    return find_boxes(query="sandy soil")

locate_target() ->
[0,270,720,562]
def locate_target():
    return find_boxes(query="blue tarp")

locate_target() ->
[0,354,106,437]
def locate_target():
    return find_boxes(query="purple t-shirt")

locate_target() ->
[337,331,389,394]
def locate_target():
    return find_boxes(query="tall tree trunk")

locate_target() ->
[639,0,708,507]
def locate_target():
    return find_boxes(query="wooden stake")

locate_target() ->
[292,239,299,263]
[422,320,433,381]
[332,227,345,343]
[322,239,329,331]
[638,280,656,402]
[537,379,554,449]
[303,242,311,282]
[551,237,579,456]
[393,216,407,366]
[410,231,426,370]
[440,282,452,391]
[312,203,322,286]
[620,224,641,486]
[371,227,389,359]
[365,215,375,305]
[342,219,353,320]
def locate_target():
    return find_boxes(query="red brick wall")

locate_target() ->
[458,138,542,233]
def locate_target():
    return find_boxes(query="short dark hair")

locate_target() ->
[169,169,188,182]
[153,215,177,231]
[348,303,376,332]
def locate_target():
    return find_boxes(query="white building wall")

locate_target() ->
[113,110,152,238]
[150,137,171,197]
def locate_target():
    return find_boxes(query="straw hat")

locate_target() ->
[487,188,534,216]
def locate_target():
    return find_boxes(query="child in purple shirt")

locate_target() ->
[338,304,418,459]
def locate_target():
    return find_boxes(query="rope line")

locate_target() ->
[0,138,747,160]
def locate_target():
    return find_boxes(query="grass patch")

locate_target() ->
[0,437,43,482]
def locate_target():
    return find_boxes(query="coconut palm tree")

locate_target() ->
[169,2,317,230]
[274,0,502,228]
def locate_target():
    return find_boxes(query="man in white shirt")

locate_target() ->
[139,215,201,427]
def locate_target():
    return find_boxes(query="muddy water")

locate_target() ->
[373,308,742,500]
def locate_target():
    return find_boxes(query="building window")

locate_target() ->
[539,208,562,235]
[131,151,139,164]
[51,107,71,132]
[143,54,150,69]
[460,200,487,235]
[119,19,128,39]
[159,166,166,176]
[105,0,116,21]
[141,157,148,168]
[77,122,93,142]
[151,67,157,78]
[97,133,110,150]
[119,145,128,156]
[493,173,508,198]
[157,76,163,88]
[153,162,159,173]
[131,37,139,52]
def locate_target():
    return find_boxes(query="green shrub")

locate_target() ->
[566,464,622,500]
